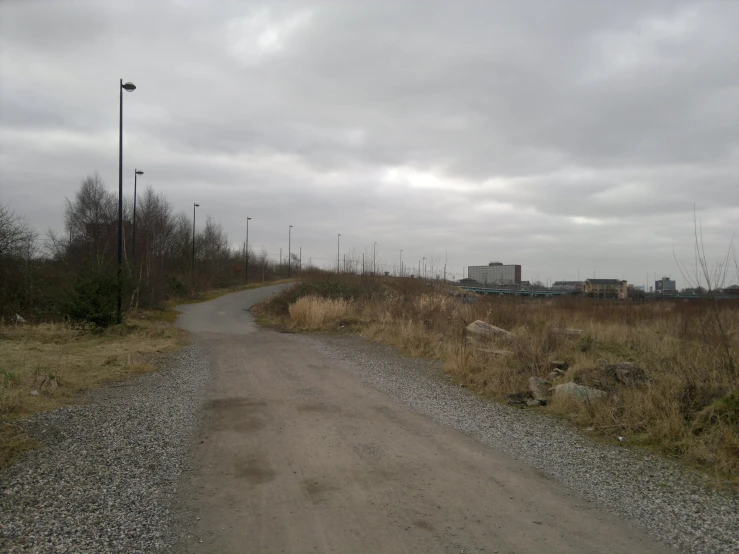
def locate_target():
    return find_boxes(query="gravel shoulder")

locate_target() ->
[3,300,736,554]
[0,345,211,553]
[298,333,739,554]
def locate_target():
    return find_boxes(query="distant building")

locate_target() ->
[551,281,583,292]
[583,278,628,299]
[459,278,480,286]
[467,262,521,286]
[723,285,739,295]
[655,277,676,292]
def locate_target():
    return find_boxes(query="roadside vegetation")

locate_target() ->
[0,315,187,468]
[0,175,298,469]
[255,272,739,484]
[0,277,294,470]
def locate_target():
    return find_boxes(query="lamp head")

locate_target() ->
[122,82,136,92]
[194,203,200,207]
[135,170,144,175]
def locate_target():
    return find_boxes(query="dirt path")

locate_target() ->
[175,287,671,554]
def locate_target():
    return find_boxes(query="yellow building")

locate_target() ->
[583,278,628,299]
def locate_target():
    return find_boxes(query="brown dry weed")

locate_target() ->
[266,276,739,482]
[0,316,188,468]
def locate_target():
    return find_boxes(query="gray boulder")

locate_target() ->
[528,376,550,401]
[553,382,606,402]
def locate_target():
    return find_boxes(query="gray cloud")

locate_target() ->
[1,0,738,286]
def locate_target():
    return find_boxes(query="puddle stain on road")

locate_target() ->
[234,456,276,485]
[205,397,269,433]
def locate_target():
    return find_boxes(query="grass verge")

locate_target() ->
[254,274,739,486]
[0,277,294,469]
[0,316,187,469]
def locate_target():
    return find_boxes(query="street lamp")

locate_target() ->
[192,203,199,275]
[337,233,341,273]
[117,79,136,325]
[132,169,143,260]
[288,225,293,278]
[245,217,251,283]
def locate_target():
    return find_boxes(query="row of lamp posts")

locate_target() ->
[118,78,396,325]
[117,79,204,324]
[336,235,384,274]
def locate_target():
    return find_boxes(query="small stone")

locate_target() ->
[528,376,550,401]
[606,362,646,386]
[553,328,583,335]
[526,399,544,407]
[30,389,39,396]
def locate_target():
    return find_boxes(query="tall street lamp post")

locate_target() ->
[117,79,136,325]
[132,169,143,260]
[373,242,377,275]
[245,217,251,283]
[288,225,293,278]
[192,203,199,276]
[337,234,341,273]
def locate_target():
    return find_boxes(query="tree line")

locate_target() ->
[0,174,287,325]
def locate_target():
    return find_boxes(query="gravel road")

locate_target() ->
[2,285,736,553]
[177,301,670,553]
[299,334,739,554]
[0,346,210,554]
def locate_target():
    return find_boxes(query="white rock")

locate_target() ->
[465,320,513,338]
[553,382,606,402]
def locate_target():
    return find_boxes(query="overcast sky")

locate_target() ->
[1,0,738,287]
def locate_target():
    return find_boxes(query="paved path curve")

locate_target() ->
[175,285,671,554]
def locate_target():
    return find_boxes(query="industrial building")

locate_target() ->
[551,281,583,292]
[583,278,628,299]
[467,262,521,285]
[655,277,676,292]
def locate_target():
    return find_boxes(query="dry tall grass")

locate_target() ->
[0,317,188,468]
[289,296,352,330]
[262,276,739,482]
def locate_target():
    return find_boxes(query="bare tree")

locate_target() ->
[0,204,36,257]
[64,174,116,239]
[675,209,737,378]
